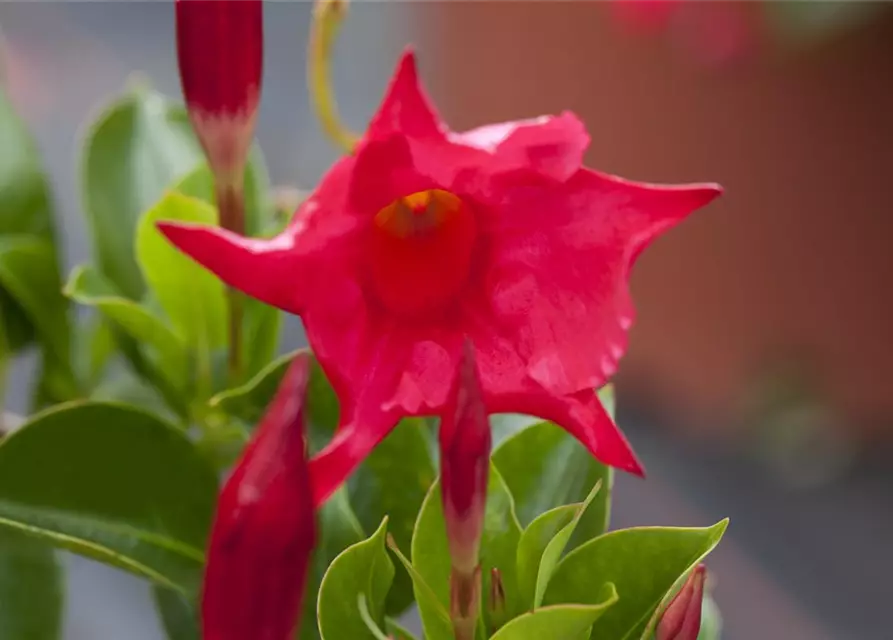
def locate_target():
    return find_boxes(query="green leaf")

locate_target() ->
[209,349,297,424]
[154,587,199,640]
[136,191,228,353]
[386,535,452,640]
[384,619,420,640]
[0,237,71,375]
[318,517,394,640]
[412,464,524,638]
[533,481,601,607]
[0,402,218,597]
[64,265,190,391]
[0,84,61,354]
[493,386,615,547]
[171,158,281,381]
[0,528,63,640]
[349,418,436,616]
[516,504,577,610]
[516,481,602,609]
[299,487,365,640]
[543,520,729,640]
[210,349,339,451]
[489,587,618,640]
[80,87,203,299]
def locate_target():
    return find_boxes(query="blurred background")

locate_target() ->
[2,1,893,639]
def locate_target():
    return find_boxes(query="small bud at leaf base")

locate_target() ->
[175,0,262,184]
[440,341,491,577]
[657,564,707,640]
[201,354,316,640]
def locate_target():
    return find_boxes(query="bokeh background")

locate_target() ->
[2,1,893,639]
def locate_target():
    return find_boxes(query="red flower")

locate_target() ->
[175,0,263,184]
[159,51,721,505]
[201,354,316,640]
[656,564,707,640]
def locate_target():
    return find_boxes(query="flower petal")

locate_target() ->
[481,169,721,396]
[452,111,590,183]
[367,48,444,141]
[157,221,307,315]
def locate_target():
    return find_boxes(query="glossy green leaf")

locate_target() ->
[516,504,577,610]
[0,402,217,597]
[318,518,394,640]
[64,264,189,391]
[171,158,280,380]
[0,84,60,353]
[154,587,199,640]
[0,528,63,640]
[349,418,436,615]
[489,586,618,640]
[386,535,451,640]
[493,386,615,548]
[136,191,227,354]
[543,520,729,640]
[81,87,203,299]
[533,481,601,607]
[0,237,70,372]
[384,618,420,640]
[412,464,524,638]
[209,350,297,424]
[300,488,366,640]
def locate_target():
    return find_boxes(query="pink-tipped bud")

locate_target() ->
[440,341,491,577]
[201,354,316,640]
[657,564,708,640]
[175,0,263,185]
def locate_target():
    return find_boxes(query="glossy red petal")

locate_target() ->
[367,48,443,141]
[478,169,721,397]
[202,354,315,640]
[440,342,491,575]
[157,221,307,315]
[452,111,589,183]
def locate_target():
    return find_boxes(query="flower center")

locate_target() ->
[369,189,477,317]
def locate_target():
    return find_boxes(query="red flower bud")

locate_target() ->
[175,0,263,184]
[657,564,707,640]
[201,354,316,640]
[440,341,491,578]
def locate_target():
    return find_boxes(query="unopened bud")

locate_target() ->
[201,354,316,640]
[175,0,262,193]
[657,564,707,640]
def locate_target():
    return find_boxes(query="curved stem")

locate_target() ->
[308,0,359,153]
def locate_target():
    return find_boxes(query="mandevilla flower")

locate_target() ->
[175,0,262,193]
[656,564,707,640]
[159,50,722,505]
[440,343,491,639]
[202,354,316,640]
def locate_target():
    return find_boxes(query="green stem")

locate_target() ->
[308,0,359,153]
[215,180,246,382]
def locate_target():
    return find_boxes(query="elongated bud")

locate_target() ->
[657,564,707,640]
[175,0,262,193]
[440,342,490,640]
[201,354,316,640]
